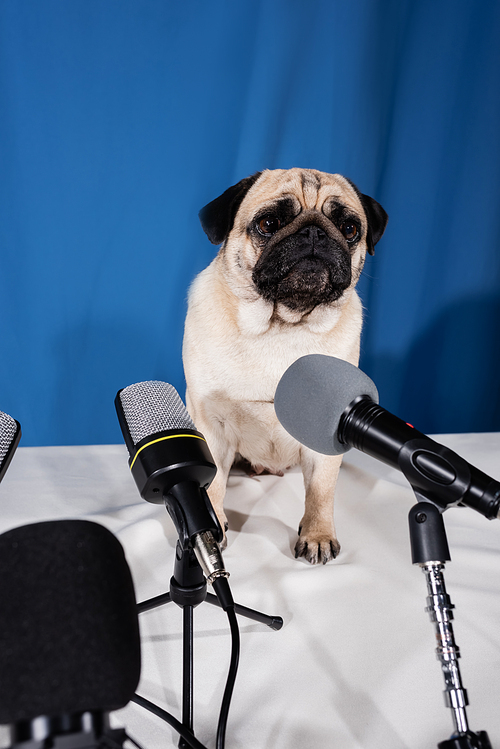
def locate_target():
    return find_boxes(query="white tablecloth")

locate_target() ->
[1,434,499,749]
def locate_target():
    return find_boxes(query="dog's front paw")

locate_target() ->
[294,528,341,565]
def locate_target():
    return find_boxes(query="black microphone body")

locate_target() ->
[339,396,500,519]
[274,355,500,520]
[126,425,221,548]
[115,382,228,586]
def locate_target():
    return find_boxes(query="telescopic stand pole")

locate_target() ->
[408,498,492,749]
[135,541,283,749]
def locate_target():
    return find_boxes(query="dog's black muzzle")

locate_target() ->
[252,222,352,313]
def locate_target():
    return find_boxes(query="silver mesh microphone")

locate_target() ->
[115,382,228,584]
[0,410,21,483]
[118,381,195,445]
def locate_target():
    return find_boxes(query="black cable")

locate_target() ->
[216,605,240,749]
[133,576,240,749]
[216,602,240,749]
[131,694,208,749]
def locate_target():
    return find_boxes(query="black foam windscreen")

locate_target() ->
[0,519,141,724]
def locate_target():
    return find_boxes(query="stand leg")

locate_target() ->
[134,542,282,748]
[205,593,283,630]
[138,592,283,630]
[137,591,171,614]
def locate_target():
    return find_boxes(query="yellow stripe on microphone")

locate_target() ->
[130,433,207,470]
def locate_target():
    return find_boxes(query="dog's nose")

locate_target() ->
[298,224,326,241]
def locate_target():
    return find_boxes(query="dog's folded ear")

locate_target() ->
[344,177,388,256]
[359,194,388,256]
[199,172,262,245]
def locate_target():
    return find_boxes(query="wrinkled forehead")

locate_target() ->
[240,168,363,216]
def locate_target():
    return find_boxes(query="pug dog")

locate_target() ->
[183,168,388,564]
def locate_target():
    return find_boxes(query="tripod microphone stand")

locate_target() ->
[408,493,492,749]
[134,536,283,749]
[114,382,284,747]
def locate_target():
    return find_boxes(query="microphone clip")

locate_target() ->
[165,481,223,549]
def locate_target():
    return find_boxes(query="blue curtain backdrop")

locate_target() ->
[1,0,499,446]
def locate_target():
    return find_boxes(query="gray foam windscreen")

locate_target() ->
[274,354,379,455]
[0,411,18,467]
[118,381,195,445]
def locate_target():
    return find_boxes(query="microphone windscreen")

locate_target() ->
[0,520,141,724]
[117,381,195,449]
[274,354,379,455]
[0,410,21,481]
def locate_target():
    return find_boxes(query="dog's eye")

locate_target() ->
[340,222,358,241]
[257,216,281,236]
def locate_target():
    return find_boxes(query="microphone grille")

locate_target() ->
[118,381,195,445]
[275,354,379,455]
[0,411,18,466]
